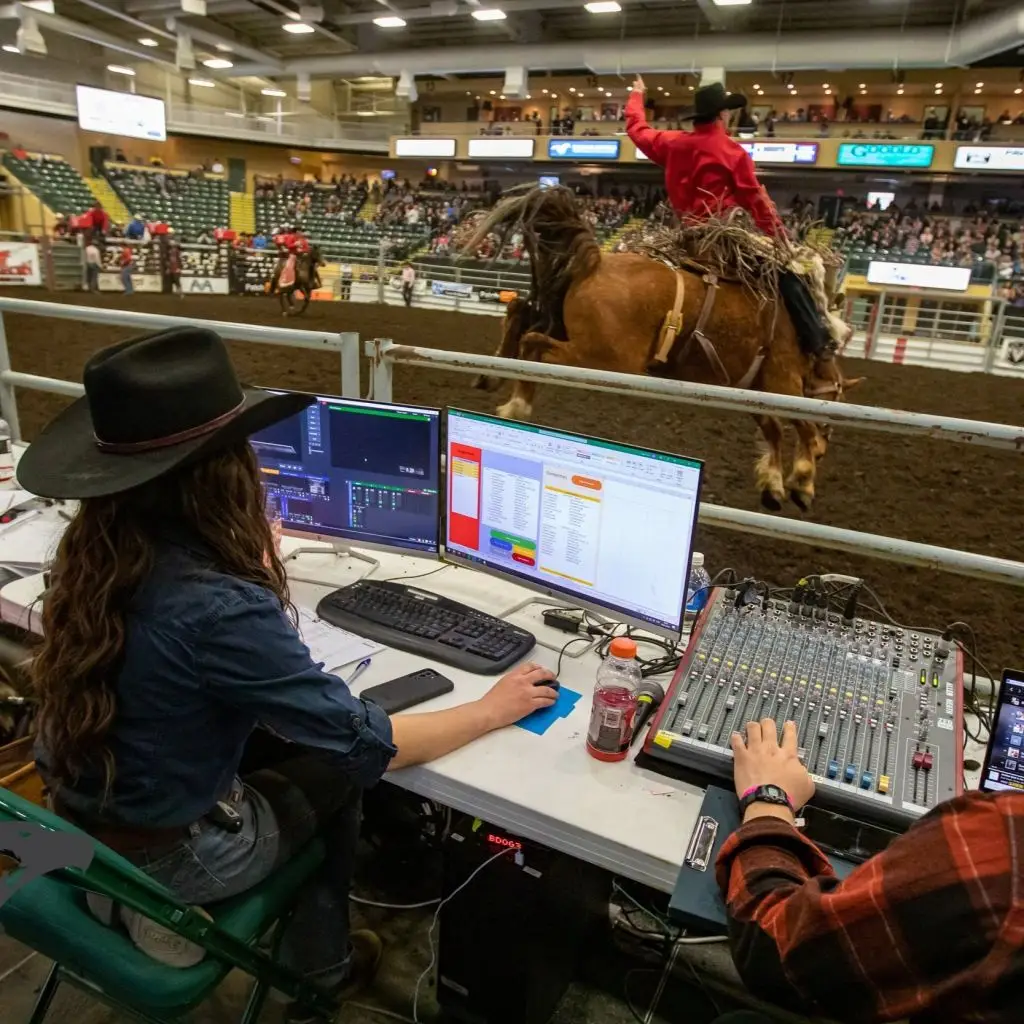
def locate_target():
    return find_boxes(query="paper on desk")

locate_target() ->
[0,491,38,515]
[0,510,67,570]
[298,606,384,673]
[515,686,583,736]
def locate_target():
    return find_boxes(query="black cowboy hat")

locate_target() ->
[682,82,748,122]
[16,327,313,499]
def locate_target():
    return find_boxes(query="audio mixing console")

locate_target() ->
[641,589,963,829]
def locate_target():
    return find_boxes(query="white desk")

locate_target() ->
[0,516,994,895]
[0,524,703,893]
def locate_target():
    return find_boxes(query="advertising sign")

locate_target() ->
[547,138,621,160]
[0,242,42,285]
[867,261,971,292]
[836,143,934,168]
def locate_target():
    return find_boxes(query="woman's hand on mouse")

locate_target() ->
[479,662,558,729]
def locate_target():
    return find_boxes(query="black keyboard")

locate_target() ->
[316,579,536,674]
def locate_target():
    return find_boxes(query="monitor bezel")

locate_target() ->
[257,390,443,560]
[442,407,705,638]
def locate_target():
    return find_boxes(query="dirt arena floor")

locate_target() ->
[3,287,1022,676]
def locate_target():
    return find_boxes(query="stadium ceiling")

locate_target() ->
[9,0,1024,78]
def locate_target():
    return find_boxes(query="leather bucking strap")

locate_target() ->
[651,270,687,366]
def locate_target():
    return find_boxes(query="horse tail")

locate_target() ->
[460,186,601,336]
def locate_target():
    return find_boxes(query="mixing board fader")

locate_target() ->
[641,590,963,828]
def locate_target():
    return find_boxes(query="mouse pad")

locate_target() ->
[516,686,582,735]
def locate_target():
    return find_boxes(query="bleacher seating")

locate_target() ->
[2,151,96,216]
[255,184,366,242]
[105,165,229,240]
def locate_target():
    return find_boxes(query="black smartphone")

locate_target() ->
[980,669,1024,793]
[361,668,455,715]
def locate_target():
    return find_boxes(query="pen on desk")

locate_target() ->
[347,657,372,688]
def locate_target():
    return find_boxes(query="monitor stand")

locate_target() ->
[282,543,380,587]
[499,594,608,658]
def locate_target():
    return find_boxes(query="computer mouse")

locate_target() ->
[535,677,559,691]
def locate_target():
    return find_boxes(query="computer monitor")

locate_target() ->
[251,393,442,557]
[444,409,704,635]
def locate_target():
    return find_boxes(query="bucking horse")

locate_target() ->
[271,245,323,316]
[464,186,860,512]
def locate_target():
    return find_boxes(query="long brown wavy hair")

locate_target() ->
[32,441,291,793]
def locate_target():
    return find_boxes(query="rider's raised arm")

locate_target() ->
[731,146,786,238]
[625,83,678,165]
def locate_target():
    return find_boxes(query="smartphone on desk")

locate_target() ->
[361,668,455,715]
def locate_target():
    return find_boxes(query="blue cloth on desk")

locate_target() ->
[515,686,583,735]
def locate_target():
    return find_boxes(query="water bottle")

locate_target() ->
[683,552,712,629]
[0,418,13,490]
[586,637,643,763]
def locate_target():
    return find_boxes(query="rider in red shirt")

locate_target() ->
[626,77,784,237]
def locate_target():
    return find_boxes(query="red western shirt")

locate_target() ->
[716,791,1024,1023]
[625,91,784,237]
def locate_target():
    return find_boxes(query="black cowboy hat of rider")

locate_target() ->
[17,327,313,499]
[682,82,748,121]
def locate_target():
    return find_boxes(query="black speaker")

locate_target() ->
[437,818,608,1024]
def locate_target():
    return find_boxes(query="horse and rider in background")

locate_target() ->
[270,228,323,316]
[462,78,857,514]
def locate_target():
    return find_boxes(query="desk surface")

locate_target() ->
[0,513,992,894]
[0,522,702,893]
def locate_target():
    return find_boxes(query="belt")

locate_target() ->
[51,783,244,856]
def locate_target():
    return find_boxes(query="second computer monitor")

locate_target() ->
[445,409,704,635]
[252,393,442,556]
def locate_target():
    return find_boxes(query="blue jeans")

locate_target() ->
[121,266,134,294]
[129,743,362,985]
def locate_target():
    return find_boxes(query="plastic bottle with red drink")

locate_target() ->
[586,637,643,762]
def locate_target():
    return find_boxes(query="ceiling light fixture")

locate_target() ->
[500,94,506,99]
[224,111,245,118]
[472,8,507,19]
[974,88,982,94]
[262,87,286,96]
[858,82,866,88]
[584,0,621,11]
[2,44,19,53]
[710,0,752,5]
[373,15,406,26]
[107,64,135,75]
[138,36,159,47]
[1016,87,1023,95]
[976,81,984,88]
[569,86,576,92]
[489,89,496,95]
[188,77,215,87]
[215,42,233,52]
[897,87,904,95]
[822,82,829,88]
[283,21,315,32]
[203,57,233,68]
[541,88,548,93]
[934,81,942,88]
[356,110,376,116]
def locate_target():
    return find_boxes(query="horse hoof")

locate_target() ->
[790,489,813,513]
[472,375,501,392]
[760,490,783,513]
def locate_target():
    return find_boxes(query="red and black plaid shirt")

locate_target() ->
[716,791,1024,1023]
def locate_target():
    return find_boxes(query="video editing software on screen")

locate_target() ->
[251,395,441,555]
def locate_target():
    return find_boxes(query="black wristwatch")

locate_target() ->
[738,784,795,816]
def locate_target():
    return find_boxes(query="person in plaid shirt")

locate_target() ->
[715,718,1019,1024]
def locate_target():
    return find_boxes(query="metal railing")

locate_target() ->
[0,298,361,442]
[365,338,1024,588]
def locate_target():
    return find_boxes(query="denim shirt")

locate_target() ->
[36,542,396,827]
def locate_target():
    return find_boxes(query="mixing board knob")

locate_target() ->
[697,724,709,741]
[682,720,694,736]
[912,751,925,770]
[869,717,878,729]
[827,761,840,780]
[818,724,828,739]
[854,713,863,726]
[844,764,857,784]
[860,772,873,790]
[885,720,895,733]
[725,696,736,710]
[878,775,890,795]
[922,753,934,772]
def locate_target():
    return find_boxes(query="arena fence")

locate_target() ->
[0,298,360,442]
[365,338,1024,589]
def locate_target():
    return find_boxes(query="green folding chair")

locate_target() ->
[0,787,334,1024]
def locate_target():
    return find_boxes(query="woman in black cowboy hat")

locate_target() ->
[625,75,785,237]
[19,328,558,1021]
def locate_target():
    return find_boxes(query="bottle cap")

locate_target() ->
[691,552,704,568]
[609,637,637,659]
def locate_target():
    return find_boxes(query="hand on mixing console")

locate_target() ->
[731,719,815,823]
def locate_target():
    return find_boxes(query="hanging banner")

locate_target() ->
[0,242,42,285]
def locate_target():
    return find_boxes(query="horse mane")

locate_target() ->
[459,186,602,336]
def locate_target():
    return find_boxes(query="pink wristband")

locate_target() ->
[740,785,795,811]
